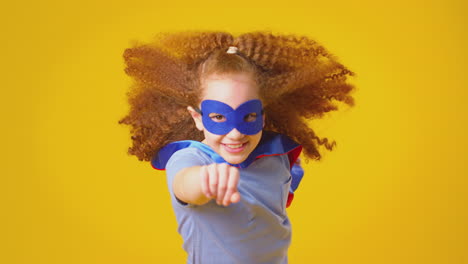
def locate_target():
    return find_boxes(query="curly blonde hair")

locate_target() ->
[118,31,355,162]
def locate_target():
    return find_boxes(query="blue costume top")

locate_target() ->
[152,131,304,264]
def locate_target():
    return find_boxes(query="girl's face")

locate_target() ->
[188,72,263,164]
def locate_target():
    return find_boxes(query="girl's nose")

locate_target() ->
[226,128,245,140]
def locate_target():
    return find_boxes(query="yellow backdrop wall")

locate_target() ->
[2,0,467,263]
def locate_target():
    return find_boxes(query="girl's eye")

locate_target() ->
[244,113,257,122]
[209,113,226,122]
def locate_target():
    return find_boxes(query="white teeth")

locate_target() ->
[226,144,243,148]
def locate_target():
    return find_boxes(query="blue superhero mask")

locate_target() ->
[198,99,264,135]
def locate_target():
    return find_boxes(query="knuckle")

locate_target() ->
[227,181,236,189]
[229,166,238,173]
[200,167,208,178]
[218,163,228,172]
[210,165,217,174]
[210,173,218,180]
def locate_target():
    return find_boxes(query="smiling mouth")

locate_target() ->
[222,142,247,153]
[225,143,244,148]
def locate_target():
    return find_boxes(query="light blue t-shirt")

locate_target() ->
[166,147,293,264]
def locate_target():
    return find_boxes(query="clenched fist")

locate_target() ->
[200,163,241,207]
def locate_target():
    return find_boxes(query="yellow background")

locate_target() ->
[2,0,467,263]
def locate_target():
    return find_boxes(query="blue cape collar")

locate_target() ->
[152,131,302,170]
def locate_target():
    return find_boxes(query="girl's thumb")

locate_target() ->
[230,192,241,203]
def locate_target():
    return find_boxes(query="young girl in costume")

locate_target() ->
[119,31,355,263]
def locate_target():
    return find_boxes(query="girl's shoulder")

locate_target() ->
[151,140,215,170]
[244,131,302,169]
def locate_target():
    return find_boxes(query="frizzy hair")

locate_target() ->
[118,31,355,162]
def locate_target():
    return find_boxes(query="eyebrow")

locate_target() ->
[195,108,264,116]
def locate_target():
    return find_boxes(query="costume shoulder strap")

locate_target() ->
[151,140,226,170]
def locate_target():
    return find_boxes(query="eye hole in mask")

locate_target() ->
[208,112,258,123]
[208,113,226,122]
[197,99,264,135]
[244,113,258,122]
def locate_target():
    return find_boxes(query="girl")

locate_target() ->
[119,31,355,263]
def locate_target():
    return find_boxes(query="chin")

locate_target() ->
[223,155,248,165]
